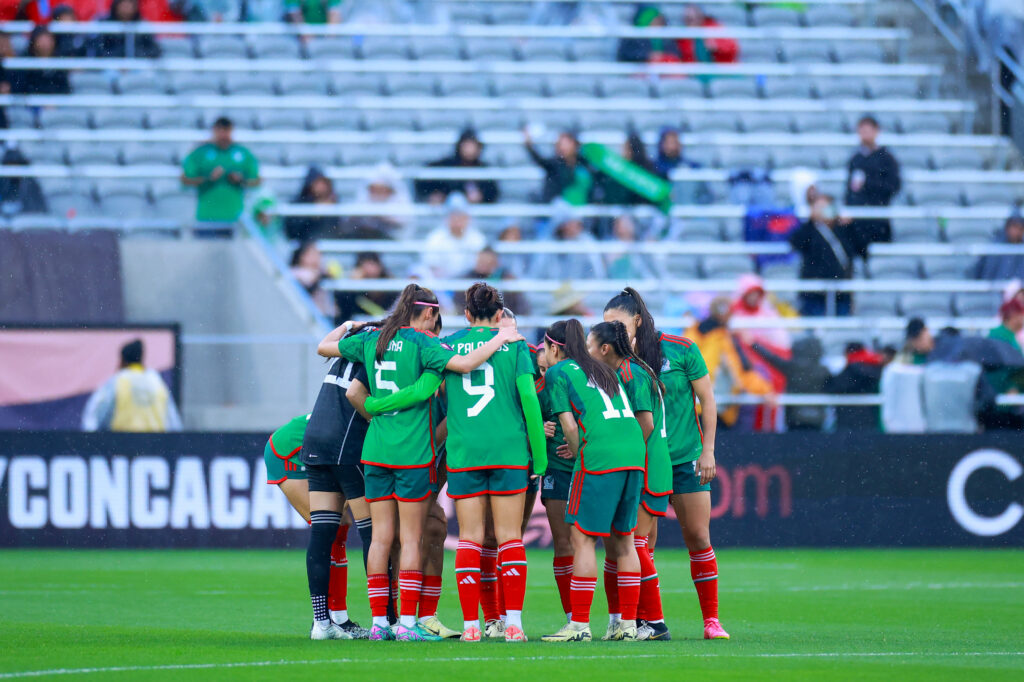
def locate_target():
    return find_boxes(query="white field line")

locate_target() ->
[660,581,1024,594]
[2,652,1023,679]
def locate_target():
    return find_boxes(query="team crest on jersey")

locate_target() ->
[661,359,671,372]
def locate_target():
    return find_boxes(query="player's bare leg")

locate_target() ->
[544,499,574,622]
[419,501,459,638]
[490,492,528,642]
[521,486,538,536]
[278,479,311,522]
[672,491,728,640]
[542,526,595,642]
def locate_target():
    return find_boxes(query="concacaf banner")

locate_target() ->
[0,432,1021,548]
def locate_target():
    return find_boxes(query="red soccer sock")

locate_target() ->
[455,540,482,622]
[367,573,390,618]
[636,536,664,622]
[480,545,500,622]
[570,574,597,625]
[419,574,442,619]
[398,570,423,618]
[603,558,620,615]
[552,555,574,616]
[690,546,719,621]
[617,570,641,621]
[328,523,349,612]
[498,539,527,611]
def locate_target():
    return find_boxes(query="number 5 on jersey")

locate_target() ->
[374,360,400,416]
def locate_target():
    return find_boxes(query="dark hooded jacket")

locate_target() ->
[826,347,884,430]
[0,147,48,215]
[414,129,500,204]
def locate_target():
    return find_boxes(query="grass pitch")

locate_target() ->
[1,549,1022,681]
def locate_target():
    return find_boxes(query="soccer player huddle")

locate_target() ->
[264,283,729,643]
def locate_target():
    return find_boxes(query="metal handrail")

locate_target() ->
[318,276,1008,294]
[0,57,933,76]
[3,164,1018,188]
[0,21,905,40]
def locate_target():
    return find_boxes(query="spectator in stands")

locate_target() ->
[730,274,791,353]
[0,146,47,215]
[98,0,160,58]
[51,5,93,57]
[895,317,934,365]
[291,241,336,318]
[414,128,500,205]
[677,3,739,64]
[604,213,656,279]
[286,0,341,24]
[247,194,285,250]
[655,127,712,203]
[523,127,594,204]
[617,5,680,63]
[845,115,901,257]
[349,161,412,237]
[982,299,1024,429]
[422,192,487,279]
[1004,279,1024,346]
[685,295,776,429]
[531,204,606,279]
[0,34,10,129]
[594,132,660,206]
[453,247,530,316]
[12,27,70,95]
[284,167,341,241]
[751,335,830,431]
[974,215,1024,281]
[81,339,183,432]
[333,252,397,323]
[181,116,261,226]
[497,219,533,278]
[789,193,858,316]
[14,0,56,22]
[826,342,884,430]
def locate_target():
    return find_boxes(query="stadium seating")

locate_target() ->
[0,1,1019,347]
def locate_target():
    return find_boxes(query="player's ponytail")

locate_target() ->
[548,319,619,396]
[604,287,663,376]
[376,283,439,361]
[592,321,664,400]
[464,281,504,322]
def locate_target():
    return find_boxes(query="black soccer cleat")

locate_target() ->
[636,619,672,641]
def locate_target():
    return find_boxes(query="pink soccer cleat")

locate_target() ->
[460,626,482,642]
[703,618,730,640]
[504,624,528,643]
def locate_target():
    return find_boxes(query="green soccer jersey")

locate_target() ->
[659,332,709,465]
[269,413,310,461]
[181,143,259,222]
[536,374,571,473]
[441,327,533,470]
[618,360,672,496]
[337,327,455,468]
[545,359,645,474]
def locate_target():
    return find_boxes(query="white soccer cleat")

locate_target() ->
[484,619,506,638]
[310,621,353,640]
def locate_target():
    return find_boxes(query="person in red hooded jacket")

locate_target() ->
[676,4,739,64]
